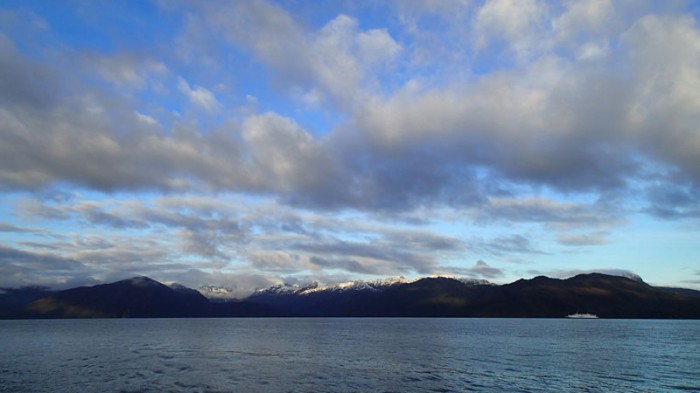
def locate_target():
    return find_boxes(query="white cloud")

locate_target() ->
[98,57,167,87]
[576,40,609,60]
[357,27,402,66]
[241,112,334,193]
[135,112,158,126]
[445,260,504,279]
[177,77,220,111]
[473,0,549,60]
[2,0,700,291]
[194,3,401,111]
[557,231,609,247]
[553,0,614,43]
[621,14,700,182]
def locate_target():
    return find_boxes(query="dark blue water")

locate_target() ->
[1,318,698,392]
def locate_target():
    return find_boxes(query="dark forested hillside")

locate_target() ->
[4,273,700,319]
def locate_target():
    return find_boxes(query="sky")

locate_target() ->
[1,0,699,297]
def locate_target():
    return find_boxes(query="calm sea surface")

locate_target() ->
[1,318,699,392]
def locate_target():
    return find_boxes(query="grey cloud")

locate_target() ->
[73,202,149,229]
[18,199,149,229]
[470,234,547,257]
[19,196,251,264]
[247,251,307,273]
[19,241,61,250]
[353,57,636,196]
[0,65,339,199]
[55,233,181,275]
[76,199,250,262]
[240,113,337,194]
[1,2,699,226]
[0,245,83,271]
[18,199,70,220]
[294,240,396,262]
[291,239,435,275]
[0,34,57,110]
[473,0,549,61]
[476,197,622,228]
[471,260,504,279]
[0,245,93,288]
[3,212,199,285]
[188,197,457,274]
[90,53,168,90]
[445,260,504,279]
[621,15,700,182]
[557,232,610,247]
[18,195,471,279]
[179,227,242,261]
[17,189,638,287]
[195,1,401,111]
[309,256,387,275]
[288,226,465,276]
[0,222,42,233]
[645,183,700,220]
[0,36,249,193]
[382,230,464,252]
[683,271,700,286]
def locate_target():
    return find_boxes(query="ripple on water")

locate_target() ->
[1,318,699,393]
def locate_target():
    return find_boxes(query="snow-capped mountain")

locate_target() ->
[7,272,700,319]
[254,276,413,297]
[251,281,321,297]
[198,285,238,301]
[196,276,494,301]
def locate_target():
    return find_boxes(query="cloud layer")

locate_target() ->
[1,1,699,292]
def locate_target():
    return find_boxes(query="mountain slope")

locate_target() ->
[0,286,55,318]
[467,273,700,318]
[244,274,700,318]
[24,276,211,318]
[5,273,700,319]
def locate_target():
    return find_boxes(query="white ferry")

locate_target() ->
[566,313,599,319]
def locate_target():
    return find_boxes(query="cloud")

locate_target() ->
[94,54,168,90]
[1,1,699,221]
[446,260,504,279]
[15,195,471,284]
[167,269,283,298]
[0,33,57,110]
[473,0,548,60]
[309,256,388,275]
[241,113,336,193]
[1,1,700,291]
[470,234,547,257]
[0,245,92,288]
[476,197,621,227]
[193,2,401,110]
[177,77,220,111]
[0,222,42,233]
[552,0,615,45]
[621,15,700,185]
[352,57,638,199]
[556,231,609,247]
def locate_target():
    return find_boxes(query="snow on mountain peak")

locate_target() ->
[198,285,237,300]
[199,275,492,300]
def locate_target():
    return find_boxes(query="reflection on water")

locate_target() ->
[1,318,699,392]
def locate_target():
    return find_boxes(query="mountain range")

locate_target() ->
[2,273,699,319]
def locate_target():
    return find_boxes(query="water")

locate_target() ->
[1,318,699,393]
